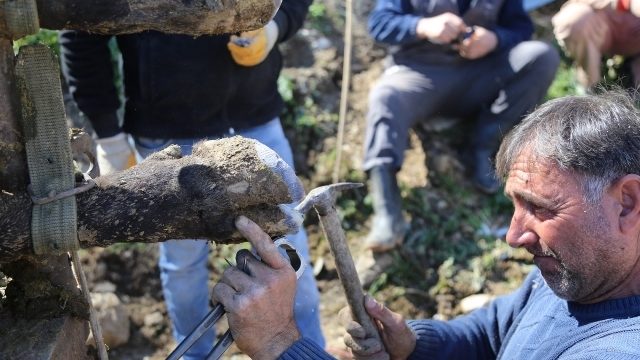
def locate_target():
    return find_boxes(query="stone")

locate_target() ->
[87,292,130,349]
[459,294,495,314]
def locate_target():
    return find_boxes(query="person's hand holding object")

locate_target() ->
[211,216,300,360]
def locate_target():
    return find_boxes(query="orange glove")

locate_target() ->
[227,20,279,67]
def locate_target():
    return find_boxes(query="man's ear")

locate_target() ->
[613,174,640,234]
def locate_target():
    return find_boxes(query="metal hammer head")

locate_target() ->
[294,182,363,215]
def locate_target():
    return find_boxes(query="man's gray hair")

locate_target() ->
[496,90,640,203]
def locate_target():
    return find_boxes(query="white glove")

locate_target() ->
[227,20,279,67]
[95,132,136,175]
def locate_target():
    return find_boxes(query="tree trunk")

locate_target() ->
[0,0,281,37]
[0,255,90,359]
[0,38,27,193]
[0,1,292,357]
[0,39,88,360]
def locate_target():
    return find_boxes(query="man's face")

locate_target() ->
[504,150,635,303]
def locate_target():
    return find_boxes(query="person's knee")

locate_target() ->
[529,42,561,79]
[368,82,407,115]
[367,85,414,143]
[510,41,560,83]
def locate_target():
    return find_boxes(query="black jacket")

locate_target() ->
[60,0,311,139]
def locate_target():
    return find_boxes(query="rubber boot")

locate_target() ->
[471,148,500,194]
[364,164,407,251]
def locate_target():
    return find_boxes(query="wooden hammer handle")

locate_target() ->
[316,208,383,344]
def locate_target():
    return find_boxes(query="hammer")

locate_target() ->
[294,183,385,353]
[169,182,384,360]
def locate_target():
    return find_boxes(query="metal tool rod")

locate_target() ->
[167,240,305,360]
[167,304,225,360]
[316,207,383,344]
[205,330,234,360]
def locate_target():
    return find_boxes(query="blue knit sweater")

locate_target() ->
[279,269,640,359]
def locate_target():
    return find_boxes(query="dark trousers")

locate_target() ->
[362,40,560,171]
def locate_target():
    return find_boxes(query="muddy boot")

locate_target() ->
[365,165,407,251]
[471,148,500,194]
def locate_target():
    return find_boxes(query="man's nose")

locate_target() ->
[506,211,538,248]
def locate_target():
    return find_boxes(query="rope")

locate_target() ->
[332,0,354,183]
[28,179,96,205]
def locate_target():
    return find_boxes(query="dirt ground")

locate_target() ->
[66,4,560,360]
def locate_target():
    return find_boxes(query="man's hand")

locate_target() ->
[95,132,136,175]
[416,12,466,44]
[340,295,416,360]
[227,20,279,67]
[455,26,497,59]
[211,216,300,360]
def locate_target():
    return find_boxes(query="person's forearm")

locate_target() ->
[368,0,421,44]
[492,0,533,51]
[492,25,530,52]
[59,30,121,137]
[272,0,312,42]
[407,319,499,360]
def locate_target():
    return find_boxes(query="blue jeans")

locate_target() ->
[135,119,324,359]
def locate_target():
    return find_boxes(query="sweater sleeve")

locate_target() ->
[278,337,336,359]
[59,30,121,138]
[561,350,640,360]
[407,270,540,360]
[491,0,534,51]
[272,0,313,43]
[368,0,422,44]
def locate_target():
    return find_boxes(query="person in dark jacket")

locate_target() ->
[357,0,560,287]
[214,91,640,360]
[60,1,324,358]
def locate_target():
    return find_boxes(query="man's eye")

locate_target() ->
[530,204,553,219]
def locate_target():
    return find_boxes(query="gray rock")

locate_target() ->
[459,294,495,314]
[87,292,130,349]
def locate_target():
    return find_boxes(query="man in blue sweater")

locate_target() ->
[359,0,559,285]
[212,91,640,359]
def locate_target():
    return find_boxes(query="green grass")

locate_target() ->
[104,242,149,254]
[13,29,60,56]
[545,61,579,100]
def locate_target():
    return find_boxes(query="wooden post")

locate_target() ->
[0,38,89,360]
[0,38,27,192]
[0,0,281,37]
[0,256,90,360]
[0,1,291,357]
